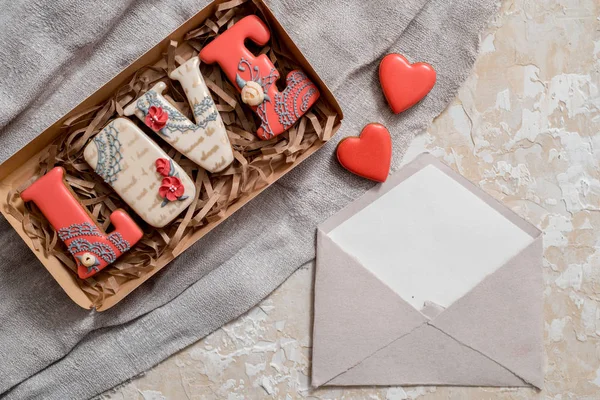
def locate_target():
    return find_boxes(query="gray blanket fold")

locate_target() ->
[0,0,497,398]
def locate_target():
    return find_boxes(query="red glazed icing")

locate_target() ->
[155,158,171,177]
[159,176,185,202]
[145,106,169,131]
[379,53,436,114]
[336,123,392,183]
[20,167,143,279]
[200,15,320,140]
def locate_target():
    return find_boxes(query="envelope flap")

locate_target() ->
[431,235,544,389]
[312,230,427,387]
[329,324,527,387]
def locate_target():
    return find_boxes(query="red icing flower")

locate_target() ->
[159,176,185,202]
[155,158,171,177]
[145,106,169,131]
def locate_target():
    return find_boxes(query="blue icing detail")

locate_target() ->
[192,97,219,129]
[236,58,316,139]
[93,124,123,185]
[87,265,100,274]
[107,232,131,253]
[236,73,247,89]
[68,238,117,264]
[275,72,312,127]
[58,222,103,241]
[136,90,218,135]
[75,254,101,274]
[193,96,213,116]
[301,88,317,112]
[236,57,278,139]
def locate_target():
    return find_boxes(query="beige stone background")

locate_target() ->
[101,0,600,398]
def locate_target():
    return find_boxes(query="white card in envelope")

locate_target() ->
[328,163,534,312]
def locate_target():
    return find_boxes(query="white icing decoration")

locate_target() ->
[123,57,234,173]
[80,253,97,267]
[328,165,535,311]
[241,80,265,106]
[84,118,196,228]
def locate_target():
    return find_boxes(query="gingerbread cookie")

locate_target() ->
[199,15,320,140]
[124,57,234,173]
[20,167,143,279]
[83,118,196,228]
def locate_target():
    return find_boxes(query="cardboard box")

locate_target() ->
[0,0,342,311]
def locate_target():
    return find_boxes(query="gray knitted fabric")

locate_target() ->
[0,0,497,398]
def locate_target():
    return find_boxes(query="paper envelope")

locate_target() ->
[312,153,543,389]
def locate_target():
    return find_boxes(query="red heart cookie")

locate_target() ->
[337,123,392,183]
[379,53,436,114]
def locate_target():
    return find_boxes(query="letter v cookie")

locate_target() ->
[20,167,143,279]
[83,118,196,228]
[124,57,234,173]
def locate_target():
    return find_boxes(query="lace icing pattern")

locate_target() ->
[237,58,317,139]
[93,124,123,184]
[107,232,131,253]
[58,222,103,241]
[68,238,117,264]
[137,91,218,136]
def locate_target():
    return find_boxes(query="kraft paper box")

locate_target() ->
[0,0,342,311]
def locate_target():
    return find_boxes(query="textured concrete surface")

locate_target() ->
[101,0,600,398]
